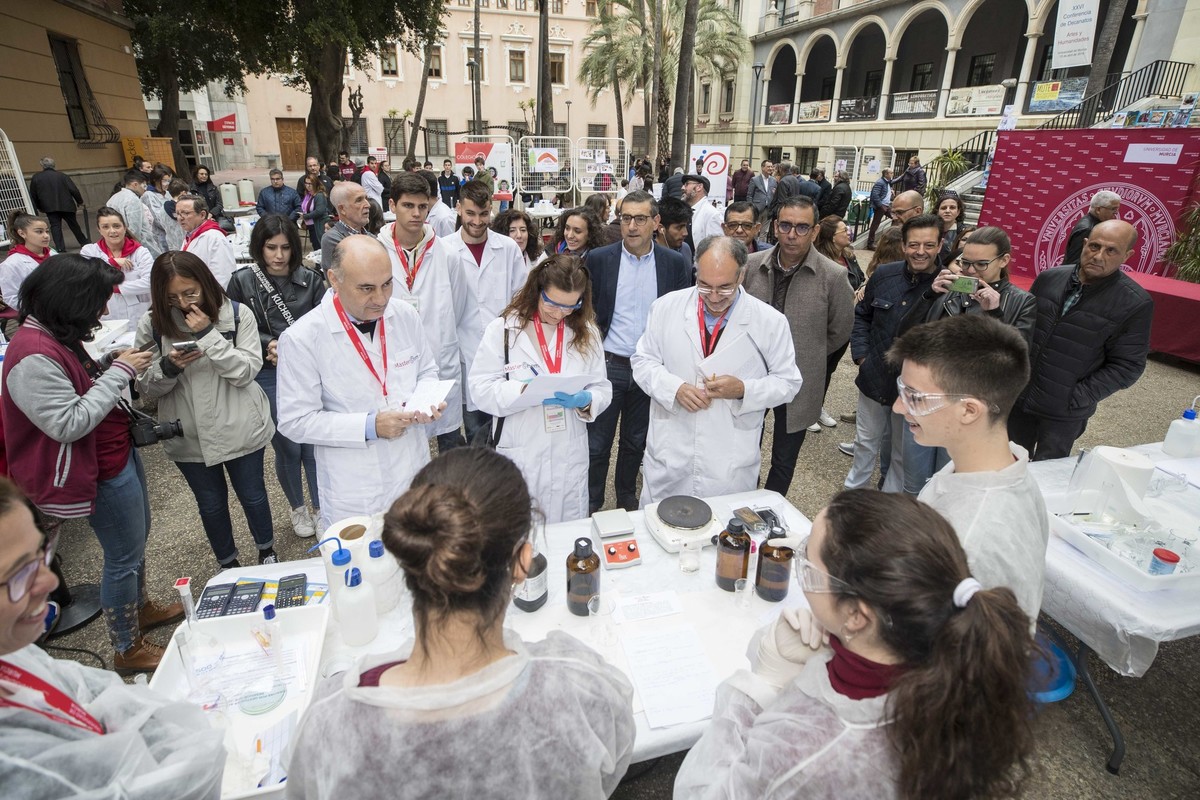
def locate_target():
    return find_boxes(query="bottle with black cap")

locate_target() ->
[754,526,794,602]
[566,537,600,616]
[513,541,549,612]
[715,518,752,592]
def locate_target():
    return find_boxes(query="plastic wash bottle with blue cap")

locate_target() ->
[337,567,379,646]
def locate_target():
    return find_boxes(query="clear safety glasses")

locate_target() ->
[895,376,999,418]
[540,291,582,312]
[1,530,57,604]
[794,535,856,595]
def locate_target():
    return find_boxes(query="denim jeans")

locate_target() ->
[463,407,494,447]
[587,356,650,512]
[176,449,275,566]
[87,451,150,642]
[899,421,949,496]
[844,393,904,492]
[256,367,319,510]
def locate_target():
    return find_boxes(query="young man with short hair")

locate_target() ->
[887,314,1048,627]
[656,197,693,264]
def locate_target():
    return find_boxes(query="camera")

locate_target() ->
[128,407,183,448]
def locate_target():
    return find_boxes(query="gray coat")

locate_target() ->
[744,246,855,432]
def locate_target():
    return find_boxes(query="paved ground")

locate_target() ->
[40,253,1200,797]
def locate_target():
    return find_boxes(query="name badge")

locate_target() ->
[403,295,420,313]
[543,404,567,433]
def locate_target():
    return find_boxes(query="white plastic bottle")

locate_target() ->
[362,540,402,614]
[1163,408,1200,457]
[309,537,353,607]
[336,567,379,646]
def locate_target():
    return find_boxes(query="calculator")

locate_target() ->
[275,574,307,609]
[225,582,265,615]
[195,584,235,619]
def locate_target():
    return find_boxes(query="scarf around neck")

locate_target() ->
[826,635,905,700]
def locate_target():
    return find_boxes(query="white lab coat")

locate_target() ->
[105,188,157,253]
[379,222,467,436]
[427,196,457,238]
[276,292,441,528]
[469,314,612,523]
[632,288,802,505]
[80,241,154,328]
[441,229,529,410]
[674,654,896,799]
[182,227,235,288]
[0,250,56,310]
[690,198,725,249]
[361,168,384,209]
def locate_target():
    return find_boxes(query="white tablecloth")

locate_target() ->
[205,490,811,762]
[1030,443,1200,677]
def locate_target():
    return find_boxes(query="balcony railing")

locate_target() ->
[1038,59,1192,129]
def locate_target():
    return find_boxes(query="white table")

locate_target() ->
[226,206,257,218]
[204,490,811,764]
[1029,442,1200,772]
[527,205,563,229]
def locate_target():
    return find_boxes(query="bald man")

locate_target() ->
[320,181,373,274]
[887,190,924,227]
[1009,220,1153,460]
[277,236,445,525]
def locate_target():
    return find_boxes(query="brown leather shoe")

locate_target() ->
[114,637,165,675]
[139,600,185,632]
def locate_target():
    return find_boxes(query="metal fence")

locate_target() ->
[516,136,575,200]
[573,137,628,195]
[0,128,33,247]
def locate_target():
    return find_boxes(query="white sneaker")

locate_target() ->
[807,422,822,433]
[838,442,855,457]
[290,507,316,538]
[311,508,323,535]
[818,409,837,428]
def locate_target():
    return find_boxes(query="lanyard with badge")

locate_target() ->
[392,226,435,310]
[697,296,731,358]
[535,318,567,433]
[0,659,105,734]
[333,294,394,409]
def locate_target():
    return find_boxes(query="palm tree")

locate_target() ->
[670,0,699,171]
[579,0,744,162]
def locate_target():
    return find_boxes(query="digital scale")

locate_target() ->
[641,496,723,554]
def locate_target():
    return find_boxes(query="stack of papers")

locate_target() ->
[697,332,767,381]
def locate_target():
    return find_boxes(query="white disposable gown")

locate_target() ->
[469,314,612,523]
[285,630,636,800]
[632,287,802,505]
[379,223,467,437]
[0,644,225,800]
[276,293,441,527]
[79,241,154,329]
[674,654,897,800]
[918,442,1048,632]
[441,229,529,410]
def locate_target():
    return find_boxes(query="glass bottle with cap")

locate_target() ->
[566,537,600,616]
[715,518,752,592]
[754,526,794,602]
[514,539,549,613]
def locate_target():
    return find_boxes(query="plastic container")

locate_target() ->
[219,182,239,213]
[309,537,353,607]
[237,178,256,205]
[1163,407,1200,457]
[362,539,403,614]
[336,567,379,646]
[715,519,752,592]
[1149,548,1180,575]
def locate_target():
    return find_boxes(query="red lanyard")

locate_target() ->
[0,659,105,734]
[333,294,389,398]
[697,296,731,358]
[534,318,565,374]
[392,229,435,291]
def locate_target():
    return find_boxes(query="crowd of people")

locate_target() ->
[0,146,1155,798]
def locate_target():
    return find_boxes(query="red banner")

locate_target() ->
[979,130,1200,279]
[206,114,237,132]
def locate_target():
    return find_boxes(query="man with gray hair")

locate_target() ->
[28,156,86,252]
[255,169,301,220]
[632,236,801,503]
[1062,190,1120,266]
[321,181,372,274]
[176,193,235,286]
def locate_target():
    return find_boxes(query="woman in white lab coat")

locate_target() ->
[674,490,1035,799]
[469,255,611,523]
[79,206,153,331]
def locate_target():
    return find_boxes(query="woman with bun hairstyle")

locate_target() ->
[286,447,635,799]
[468,255,611,523]
[675,489,1034,799]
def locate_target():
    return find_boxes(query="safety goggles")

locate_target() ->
[895,375,999,418]
[1,530,57,604]
[540,291,582,312]
[794,535,856,595]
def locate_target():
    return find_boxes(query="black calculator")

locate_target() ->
[275,574,307,609]
[196,583,235,619]
[225,582,265,615]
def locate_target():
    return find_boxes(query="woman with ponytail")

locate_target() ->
[286,448,635,799]
[79,207,154,329]
[675,489,1034,799]
[1,212,55,311]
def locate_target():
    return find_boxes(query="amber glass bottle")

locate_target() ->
[715,518,752,592]
[566,538,600,616]
[755,527,794,602]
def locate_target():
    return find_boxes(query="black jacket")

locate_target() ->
[29,168,82,214]
[584,242,692,341]
[820,181,851,219]
[661,173,685,201]
[224,265,327,363]
[899,277,1037,346]
[191,179,223,219]
[1062,212,1100,267]
[850,260,936,405]
[1019,264,1153,420]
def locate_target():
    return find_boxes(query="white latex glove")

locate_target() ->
[752,608,829,689]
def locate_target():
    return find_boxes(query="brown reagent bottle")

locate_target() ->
[755,526,794,602]
[513,545,549,612]
[566,537,600,616]
[715,518,752,592]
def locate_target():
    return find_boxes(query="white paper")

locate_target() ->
[404,379,455,415]
[509,373,595,410]
[621,626,718,728]
[256,709,298,787]
[615,591,683,623]
[696,331,766,381]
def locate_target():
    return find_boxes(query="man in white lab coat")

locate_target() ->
[379,172,468,452]
[633,236,802,505]
[276,236,444,527]
[439,179,529,444]
[176,194,235,287]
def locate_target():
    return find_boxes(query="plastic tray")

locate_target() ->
[149,604,330,799]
